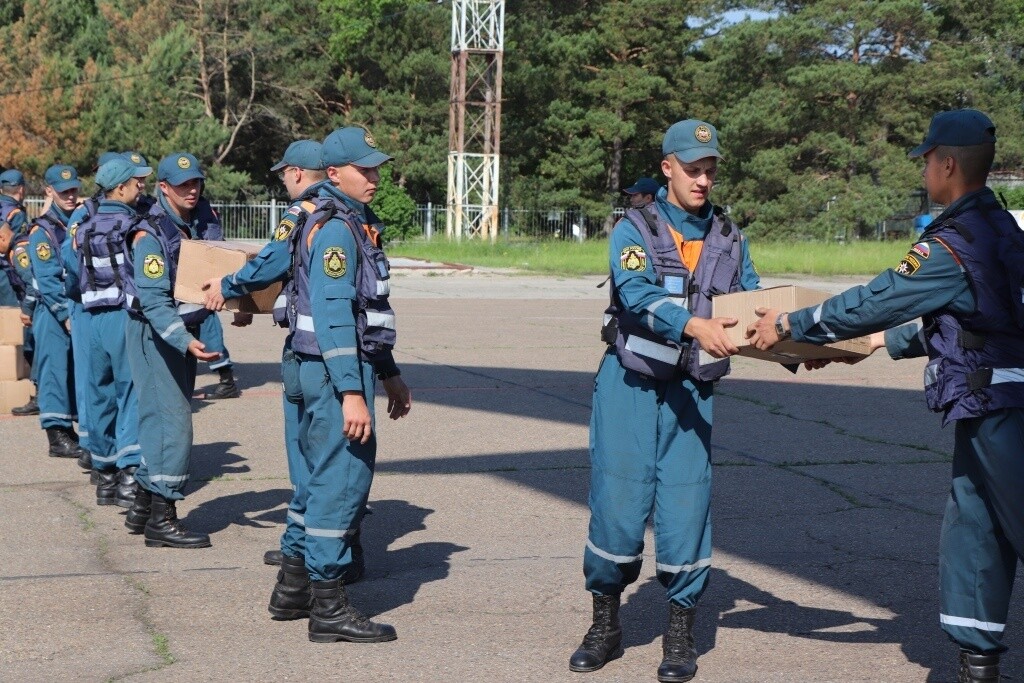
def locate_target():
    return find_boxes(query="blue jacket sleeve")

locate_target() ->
[221,239,292,298]
[62,231,81,301]
[28,227,69,323]
[884,323,928,359]
[132,234,194,354]
[309,219,363,394]
[738,236,761,291]
[11,241,37,316]
[610,218,693,342]
[789,239,973,344]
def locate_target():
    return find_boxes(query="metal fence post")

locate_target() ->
[425,200,433,240]
[269,198,277,238]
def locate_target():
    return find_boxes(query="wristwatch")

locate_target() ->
[774,312,791,340]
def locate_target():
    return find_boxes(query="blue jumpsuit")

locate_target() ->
[219,193,313,557]
[585,194,760,607]
[5,205,37,378]
[294,183,381,582]
[27,207,77,431]
[63,207,94,458]
[155,193,232,376]
[788,189,1024,655]
[126,230,198,501]
[68,202,141,472]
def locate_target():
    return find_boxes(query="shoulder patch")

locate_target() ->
[323,246,347,278]
[143,254,165,279]
[274,218,296,242]
[620,245,647,271]
[16,250,29,269]
[35,242,52,261]
[895,252,921,276]
[910,242,930,259]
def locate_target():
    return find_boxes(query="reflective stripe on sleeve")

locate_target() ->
[159,320,184,340]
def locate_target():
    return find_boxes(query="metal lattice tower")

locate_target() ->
[447,0,505,240]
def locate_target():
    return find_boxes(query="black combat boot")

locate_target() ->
[46,427,86,458]
[95,470,118,506]
[341,528,365,584]
[206,368,240,399]
[569,594,623,672]
[268,554,313,620]
[308,578,397,643]
[958,649,1000,683]
[115,467,138,508]
[78,449,92,471]
[657,603,698,682]
[124,487,153,534]
[11,395,39,416]
[264,549,284,566]
[144,495,211,548]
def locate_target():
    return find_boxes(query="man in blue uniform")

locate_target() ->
[1,170,39,416]
[153,152,239,400]
[571,120,759,682]
[118,154,221,549]
[27,165,89,459]
[622,176,660,210]
[69,158,149,506]
[747,109,1024,683]
[252,126,411,643]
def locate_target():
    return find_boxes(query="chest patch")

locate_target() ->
[323,247,347,278]
[620,246,647,272]
[896,253,921,276]
[35,242,52,261]
[143,254,165,279]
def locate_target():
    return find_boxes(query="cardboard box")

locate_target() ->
[0,344,29,381]
[173,240,283,314]
[0,379,34,414]
[712,285,872,363]
[0,306,25,345]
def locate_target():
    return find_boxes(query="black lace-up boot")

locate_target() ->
[569,594,623,672]
[143,495,211,549]
[308,578,397,643]
[657,603,697,682]
[268,554,312,620]
[958,649,1000,683]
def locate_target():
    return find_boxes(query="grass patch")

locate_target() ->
[388,237,914,276]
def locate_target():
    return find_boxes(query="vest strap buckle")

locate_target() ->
[966,367,993,392]
[957,329,987,350]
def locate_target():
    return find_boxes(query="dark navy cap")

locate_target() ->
[0,169,25,186]
[44,165,81,192]
[321,127,392,168]
[663,119,723,163]
[96,158,152,191]
[623,177,660,195]
[909,109,996,158]
[157,152,205,185]
[271,140,324,172]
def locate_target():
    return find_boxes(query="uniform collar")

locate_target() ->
[319,182,366,217]
[932,187,997,225]
[655,188,713,235]
[46,204,71,226]
[98,199,136,215]
[157,191,193,230]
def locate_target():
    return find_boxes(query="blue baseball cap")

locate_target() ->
[623,177,660,195]
[157,152,205,185]
[96,157,152,191]
[909,109,997,158]
[94,151,122,171]
[662,119,723,164]
[0,169,25,186]
[321,127,392,168]
[44,165,81,192]
[122,151,149,168]
[271,140,324,172]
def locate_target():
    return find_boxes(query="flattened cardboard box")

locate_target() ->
[712,285,871,363]
[174,240,282,314]
[0,306,24,345]
[0,379,33,413]
[0,345,29,381]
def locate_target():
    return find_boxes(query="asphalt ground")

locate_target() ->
[1,266,1021,682]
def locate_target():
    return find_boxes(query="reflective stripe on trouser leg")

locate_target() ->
[584,354,657,596]
[34,305,75,429]
[69,303,93,452]
[126,316,195,501]
[298,356,376,582]
[198,314,232,371]
[939,410,1024,654]
[85,308,119,470]
[104,309,141,469]
[654,376,714,608]
[281,390,308,558]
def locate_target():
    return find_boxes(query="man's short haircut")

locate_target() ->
[304,169,327,182]
[933,143,995,184]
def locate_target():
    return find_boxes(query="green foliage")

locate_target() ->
[372,169,418,242]
[995,186,1024,209]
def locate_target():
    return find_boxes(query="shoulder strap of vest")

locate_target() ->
[623,206,665,260]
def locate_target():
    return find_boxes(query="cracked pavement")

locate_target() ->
[1,271,1020,682]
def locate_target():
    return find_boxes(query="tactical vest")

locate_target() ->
[271,187,325,327]
[34,212,68,256]
[75,211,134,311]
[125,210,208,326]
[602,204,742,382]
[0,253,24,301]
[919,201,1024,423]
[286,195,397,361]
[190,198,222,241]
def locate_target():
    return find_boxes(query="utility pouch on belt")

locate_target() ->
[281,347,303,404]
[600,316,618,344]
